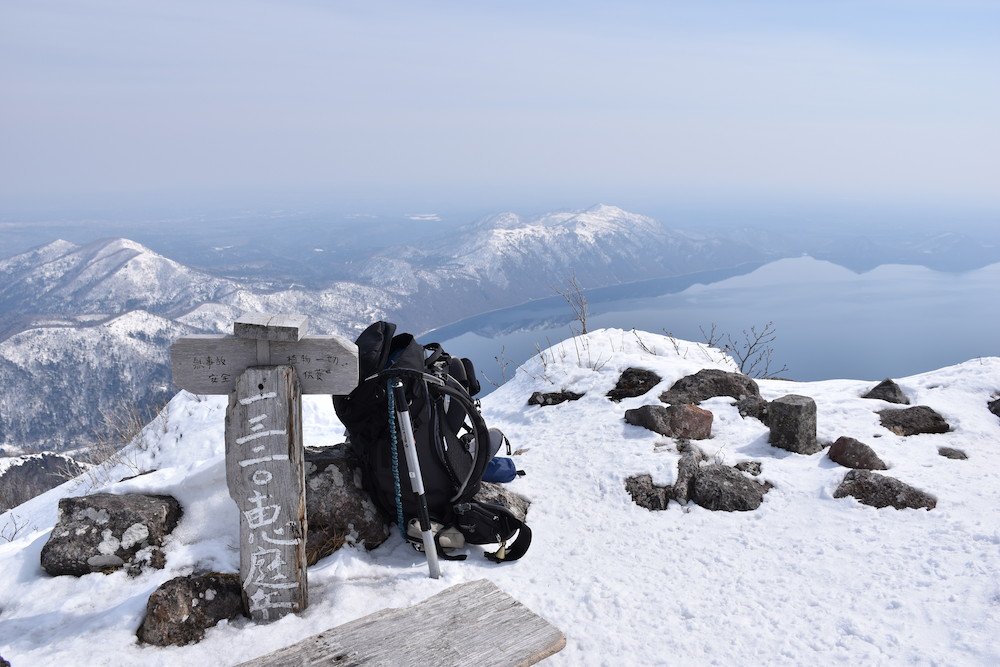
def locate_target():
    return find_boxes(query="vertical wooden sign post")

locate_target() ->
[170,314,359,623]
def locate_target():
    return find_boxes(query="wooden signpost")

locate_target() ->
[170,314,359,622]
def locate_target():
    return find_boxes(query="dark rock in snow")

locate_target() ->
[137,573,244,646]
[988,398,1000,420]
[834,470,936,510]
[828,436,888,470]
[40,493,182,576]
[938,447,968,460]
[735,395,770,425]
[625,474,670,511]
[625,404,713,440]
[660,368,760,406]
[862,379,911,405]
[528,390,585,406]
[672,443,707,503]
[304,444,390,564]
[1,654,9,667]
[769,395,820,455]
[607,368,662,402]
[877,406,951,436]
[690,464,769,512]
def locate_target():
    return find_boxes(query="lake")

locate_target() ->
[425,257,1000,392]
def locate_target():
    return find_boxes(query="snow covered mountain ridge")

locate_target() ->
[0,205,760,452]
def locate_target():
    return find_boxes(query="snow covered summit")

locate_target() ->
[1,329,998,665]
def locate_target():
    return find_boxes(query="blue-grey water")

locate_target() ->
[424,257,1000,393]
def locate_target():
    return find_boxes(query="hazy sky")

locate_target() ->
[3,0,999,216]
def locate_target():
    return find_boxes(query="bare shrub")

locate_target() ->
[553,274,589,335]
[0,512,31,543]
[77,400,169,488]
[704,321,788,379]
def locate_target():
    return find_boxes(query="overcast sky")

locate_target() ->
[2,0,999,217]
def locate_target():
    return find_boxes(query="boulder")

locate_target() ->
[304,445,390,564]
[625,404,713,440]
[735,395,770,424]
[607,368,662,402]
[834,470,936,510]
[690,464,770,512]
[40,493,182,576]
[768,395,820,455]
[528,390,585,406]
[988,397,1000,420]
[938,447,968,460]
[672,443,707,503]
[659,369,760,406]
[862,379,910,405]
[137,574,244,646]
[877,406,950,436]
[625,474,670,511]
[828,436,888,470]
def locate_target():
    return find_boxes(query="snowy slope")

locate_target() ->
[1,330,998,665]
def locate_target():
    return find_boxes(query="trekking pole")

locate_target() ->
[391,380,441,579]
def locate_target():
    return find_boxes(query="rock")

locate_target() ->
[690,464,769,512]
[834,470,936,510]
[735,396,769,424]
[988,397,1000,420]
[877,406,950,436]
[0,452,88,513]
[474,481,531,522]
[768,395,820,455]
[672,443,707,503]
[40,493,182,577]
[136,574,244,646]
[828,436,888,470]
[607,368,662,402]
[528,390,585,406]
[304,445,390,564]
[862,379,910,405]
[734,461,762,476]
[625,474,670,511]
[624,404,713,440]
[938,447,968,460]
[1,655,9,667]
[659,369,760,406]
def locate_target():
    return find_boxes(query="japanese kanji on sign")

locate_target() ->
[170,314,359,622]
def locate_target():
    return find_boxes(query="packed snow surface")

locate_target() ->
[1,330,999,665]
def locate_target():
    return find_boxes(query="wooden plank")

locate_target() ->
[237,579,566,666]
[235,314,308,342]
[226,366,308,622]
[170,335,359,395]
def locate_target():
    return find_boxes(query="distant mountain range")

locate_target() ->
[0,205,767,452]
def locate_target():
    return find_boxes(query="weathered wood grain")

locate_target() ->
[171,335,358,395]
[234,314,308,342]
[226,366,308,622]
[238,579,566,666]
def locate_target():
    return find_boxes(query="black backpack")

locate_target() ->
[333,321,531,562]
